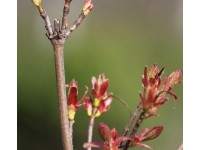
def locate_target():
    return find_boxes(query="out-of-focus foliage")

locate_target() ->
[18,0,182,149]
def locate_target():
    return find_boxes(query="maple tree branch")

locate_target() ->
[61,0,72,30]
[65,12,85,38]
[122,104,142,137]
[39,9,53,37]
[32,1,93,150]
[52,41,72,150]
[123,111,145,150]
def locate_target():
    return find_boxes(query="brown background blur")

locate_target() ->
[18,0,182,149]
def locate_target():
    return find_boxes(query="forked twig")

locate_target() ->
[32,0,94,150]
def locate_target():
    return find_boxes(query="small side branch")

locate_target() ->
[40,9,53,37]
[123,111,145,150]
[122,104,142,137]
[65,12,86,38]
[63,0,94,38]
[61,0,72,30]
[32,1,53,36]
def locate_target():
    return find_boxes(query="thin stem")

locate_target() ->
[69,120,75,149]
[119,105,142,149]
[40,9,53,37]
[121,104,142,137]
[123,111,145,150]
[87,108,97,150]
[129,111,145,137]
[88,116,95,150]
[111,95,132,115]
[52,41,72,150]
[69,120,74,136]
[65,12,85,38]
[61,0,72,30]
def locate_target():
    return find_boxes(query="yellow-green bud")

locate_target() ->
[94,110,101,118]
[68,106,76,121]
[32,0,41,7]
[93,98,100,107]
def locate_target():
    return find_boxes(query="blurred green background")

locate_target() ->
[18,0,182,149]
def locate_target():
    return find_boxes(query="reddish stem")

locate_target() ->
[123,111,145,150]
[122,104,142,137]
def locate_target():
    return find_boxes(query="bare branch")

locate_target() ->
[30,0,54,38]
[40,9,53,37]
[122,104,142,137]
[32,1,95,150]
[119,105,142,148]
[61,0,72,30]
[65,12,86,38]
[52,41,72,150]
[123,112,145,150]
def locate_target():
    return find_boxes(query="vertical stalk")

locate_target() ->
[87,108,97,150]
[123,111,145,150]
[52,40,72,150]
[119,105,142,148]
[69,120,75,149]
[122,105,142,137]
[87,116,95,150]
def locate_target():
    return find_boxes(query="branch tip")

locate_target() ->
[32,0,41,7]
[83,0,94,16]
